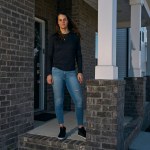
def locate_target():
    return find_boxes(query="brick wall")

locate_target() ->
[19,133,86,150]
[142,76,150,130]
[57,0,72,14]
[146,76,150,102]
[86,80,125,150]
[124,77,147,149]
[0,0,35,149]
[142,102,150,130]
[124,77,145,119]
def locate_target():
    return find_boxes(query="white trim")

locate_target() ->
[95,65,118,80]
[129,0,144,5]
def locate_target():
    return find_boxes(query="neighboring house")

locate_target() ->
[0,0,150,149]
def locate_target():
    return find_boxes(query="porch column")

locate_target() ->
[129,0,143,77]
[95,0,118,79]
[86,80,125,149]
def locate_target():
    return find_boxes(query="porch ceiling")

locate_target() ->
[83,0,150,27]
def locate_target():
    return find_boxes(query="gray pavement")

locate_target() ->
[129,131,150,150]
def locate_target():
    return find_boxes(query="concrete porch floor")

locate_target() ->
[29,111,86,141]
[28,111,135,142]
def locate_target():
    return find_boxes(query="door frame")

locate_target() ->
[34,17,45,112]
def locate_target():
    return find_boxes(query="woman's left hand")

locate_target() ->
[77,73,83,84]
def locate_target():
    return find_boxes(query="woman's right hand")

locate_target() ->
[47,74,53,85]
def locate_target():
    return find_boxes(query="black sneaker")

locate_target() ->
[78,127,86,139]
[58,126,66,140]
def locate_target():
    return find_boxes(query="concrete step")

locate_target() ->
[19,111,86,149]
[129,131,150,150]
[30,111,86,141]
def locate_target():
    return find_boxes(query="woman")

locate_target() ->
[47,12,86,140]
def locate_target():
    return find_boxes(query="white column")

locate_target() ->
[95,0,118,79]
[146,26,150,75]
[129,0,143,77]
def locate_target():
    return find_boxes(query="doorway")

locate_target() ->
[34,17,45,112]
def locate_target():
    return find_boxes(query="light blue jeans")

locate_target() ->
[52,67,84,125]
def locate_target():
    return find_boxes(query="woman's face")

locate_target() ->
[58,14,68,30]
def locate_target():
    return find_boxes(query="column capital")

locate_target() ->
[129,0,144,5]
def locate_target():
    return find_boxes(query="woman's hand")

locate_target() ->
[47,74,53,85]
[77,73,83,84]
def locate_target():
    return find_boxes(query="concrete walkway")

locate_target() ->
[29,111,86,141]
[129,131,150,150]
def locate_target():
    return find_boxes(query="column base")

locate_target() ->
[128,68,142,77]
[95,65,118,79]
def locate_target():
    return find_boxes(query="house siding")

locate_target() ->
[117,28,128,79]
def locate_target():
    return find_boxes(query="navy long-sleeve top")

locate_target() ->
[47,32,82,75]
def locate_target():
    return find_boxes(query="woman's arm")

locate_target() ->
[47,35,54,85]
[76,36,83,74]
[47,35,54,76]
[76,36,83,84]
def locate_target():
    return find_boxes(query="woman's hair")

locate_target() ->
[55,11,81,38]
